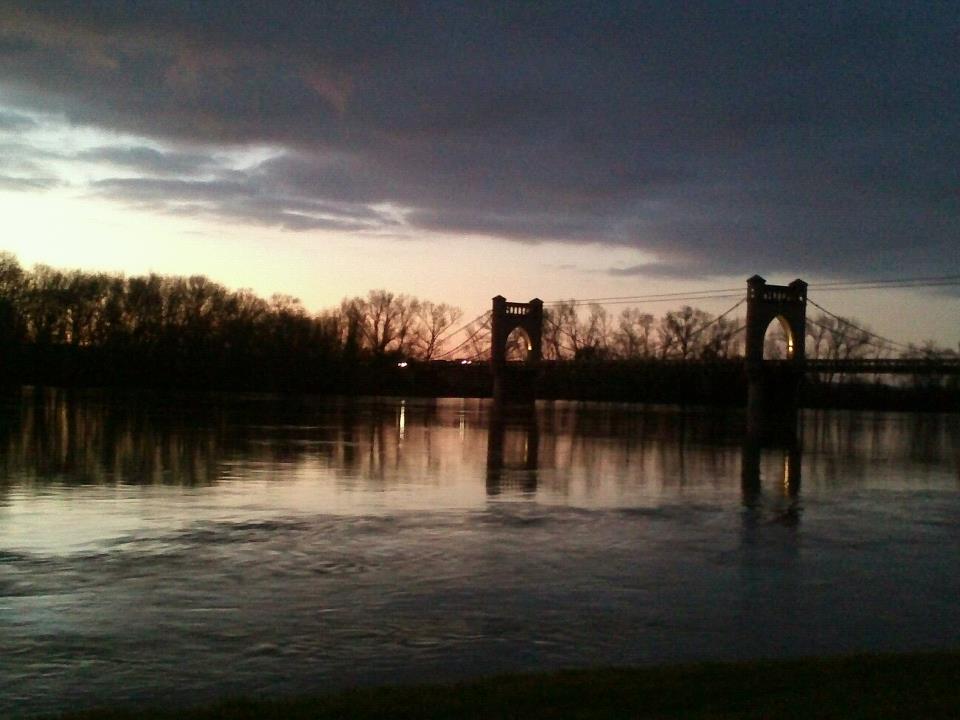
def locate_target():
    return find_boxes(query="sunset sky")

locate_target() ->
[1,2,957,345]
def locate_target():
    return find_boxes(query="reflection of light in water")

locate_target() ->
[4,395,960,720]
[399,402,406,442]
[783,453,790,492]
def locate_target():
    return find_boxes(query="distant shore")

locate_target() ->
[4,348,959,411]
[47,651,960,719]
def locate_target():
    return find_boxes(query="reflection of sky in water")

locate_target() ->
[0,390,958,717]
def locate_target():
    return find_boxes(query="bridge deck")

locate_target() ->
[525,358,960,374]
[801,358,960,374]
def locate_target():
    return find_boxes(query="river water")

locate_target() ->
[1,389,958,717]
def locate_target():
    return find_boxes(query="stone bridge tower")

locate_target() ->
[744,275,807,438]
[745,275,807,364]
[490,295,543,402]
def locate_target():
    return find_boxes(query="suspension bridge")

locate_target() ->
[426,274,960,413]
[435,275,959,367]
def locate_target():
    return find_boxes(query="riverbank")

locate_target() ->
[7,354,960,412]
[50,652,960,719]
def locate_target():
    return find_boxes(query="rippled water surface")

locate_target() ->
[1,390,959,717]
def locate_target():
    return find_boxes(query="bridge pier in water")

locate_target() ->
[745,364,804,440]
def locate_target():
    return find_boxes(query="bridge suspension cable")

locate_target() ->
[686,298,746,339]
[546,291,744,307]
[434,311,491,360]
[806,274,960,291]
[806,318,899,355]
[544,287,743,304]
[432,310,491,352]
[465,347,490,362]
[546,273,960,308]
[807,299,913,352]
[452,272,954,360]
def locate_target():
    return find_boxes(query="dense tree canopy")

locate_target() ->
[0,252,953,391]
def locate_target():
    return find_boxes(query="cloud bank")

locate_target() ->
[1,1,957,279]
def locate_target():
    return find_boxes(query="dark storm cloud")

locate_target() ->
[0,140,47,175]
[76,146,219,177]
[608,263,711,281]
[0,110,35,130]
[0,175,59,191]
[91,170,389,231]
[1,1,957,278]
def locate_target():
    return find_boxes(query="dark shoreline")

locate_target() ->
[4,348,958,412]
[44,651,960,719]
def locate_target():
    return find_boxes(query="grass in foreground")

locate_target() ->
[52,652,960,720]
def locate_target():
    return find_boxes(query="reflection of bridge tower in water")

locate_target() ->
[486,403,539,495]
[740,275,806,535]
[490,295,543,402]
[737,432,803,654]
[741,436,802,521]
[744,275,807,439]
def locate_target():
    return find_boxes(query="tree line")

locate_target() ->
[0,252,954,392]
[472,301,957,364]
[0,252,463,363]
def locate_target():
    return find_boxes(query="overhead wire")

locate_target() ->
[549,292,745,308]
[806,318,898,356]
[434,311,491,359]
[544,287,743,304]
[686,298,746,339]
[543,273,960,307]
[807,298,913,351]
[807,274,960,289]
[441,273,953,361]
[432,310,491,351]
[809,280,960,293]
[435,325,487,360]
